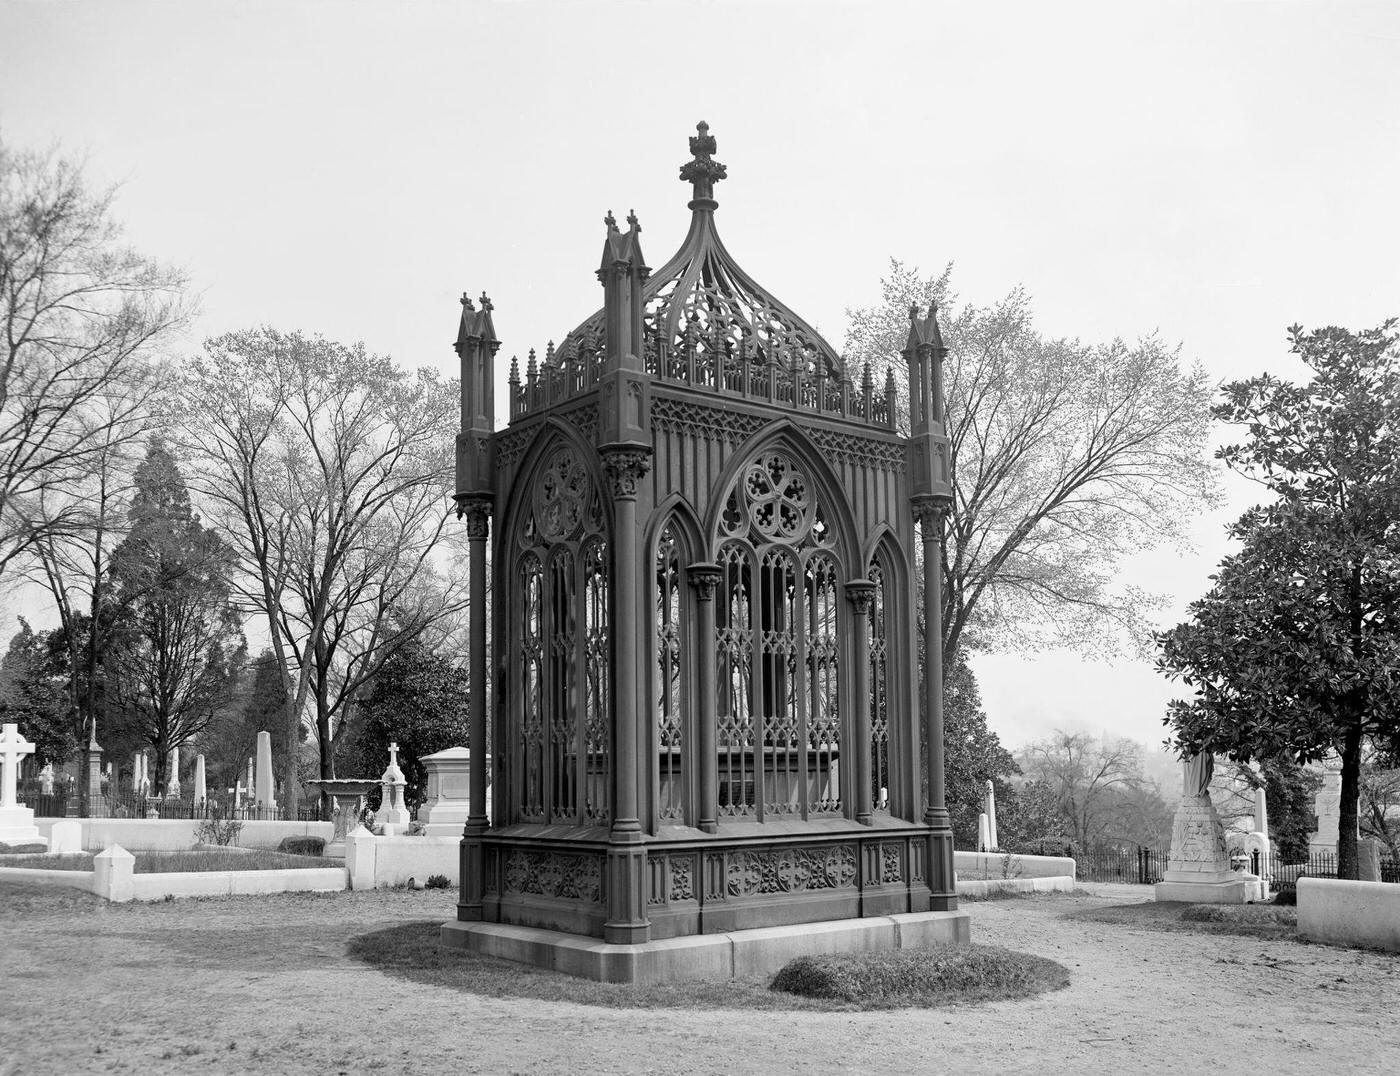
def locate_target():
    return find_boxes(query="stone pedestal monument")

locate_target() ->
[418,746,488,836]
[1155,754,1262,904]
[375,742,411,834]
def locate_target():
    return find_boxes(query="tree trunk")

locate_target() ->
[1338,719,1363,880]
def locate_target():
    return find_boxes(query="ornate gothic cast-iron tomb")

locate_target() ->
[440,123,970,982]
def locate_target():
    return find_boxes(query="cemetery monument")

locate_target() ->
[442,123,968,980]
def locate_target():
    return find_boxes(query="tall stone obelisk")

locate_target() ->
[255,731,276,819]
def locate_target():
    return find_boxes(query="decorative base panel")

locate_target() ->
[440,909,972,984]
[1154,876,1263,904]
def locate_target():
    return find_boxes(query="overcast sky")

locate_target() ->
[3,0,1398,763]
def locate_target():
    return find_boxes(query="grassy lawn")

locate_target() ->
[0,849,335,873]
[350,921,1069,1011]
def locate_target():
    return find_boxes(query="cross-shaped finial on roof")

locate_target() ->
[604,210,618,232]
[479,292,493,313]
[461,293,475,310]
[627,209,640,232]
[679,120,727,201]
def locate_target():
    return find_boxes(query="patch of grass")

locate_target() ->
[770,944,1069,1008]
[0,841,50,854]
[1075,900,1298,941]
[349,922,1067,1011]
[1179,903,1296,928]
[0,850,334,873]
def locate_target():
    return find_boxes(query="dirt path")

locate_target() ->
[2,882,1397,1076]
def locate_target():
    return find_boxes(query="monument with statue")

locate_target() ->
[441,122,968,980]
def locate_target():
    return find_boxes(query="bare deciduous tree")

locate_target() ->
[845,262,1218,660]
[170,329,467,807]
[0,136,186,580]
[1017,730,1170,847]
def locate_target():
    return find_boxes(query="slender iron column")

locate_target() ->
[601,447,652,943]
[688,563,722,834]
[457,499,492,921]
[914,497,956,909]
[845,580,877,826]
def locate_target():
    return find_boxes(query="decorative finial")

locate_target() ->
[627,209,640,232]
[461,293,475,311]
[909,304,919,321]
[479,292,493,313]
[604,210,618,232]
[526,348,538,378]
[679,120,727,207]
[509,354,520,382]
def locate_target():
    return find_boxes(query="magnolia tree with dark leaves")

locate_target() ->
[1158,321,1400,880]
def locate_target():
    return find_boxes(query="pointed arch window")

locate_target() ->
[512,445,609,825]
[655,524,686,822]
[869,557,891,814]
[714,450,842,820]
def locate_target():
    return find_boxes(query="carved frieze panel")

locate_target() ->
[502,849,603,904]
[725,844,858,897]
[651,397,766,443]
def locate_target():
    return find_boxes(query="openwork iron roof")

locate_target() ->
[553,122,846,382]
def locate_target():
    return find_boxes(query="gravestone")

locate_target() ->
[977,812,991,853]
[0,723,47,848]
[984,780,999,852]
[193,754,207,806]
[1308,762,1356,855]
[166,745,180,799]
[1240,784,1272,898]
[1154,755,1262,904]
[39,763,54,795]
[255,731,276,818]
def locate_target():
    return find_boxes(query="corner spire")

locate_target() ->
[678,120,727,212]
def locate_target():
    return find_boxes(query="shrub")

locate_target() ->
[195,811,243,847]
[277,836,326,856]
[0,842,50,855]
[425,873,451,889]
[770,944,1069,1008]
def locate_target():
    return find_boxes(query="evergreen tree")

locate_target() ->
[1159,321,1400,879]
[107,440,243,795]
[343,637,470,809]
[0,618,72,768]
[944,655,1020,848]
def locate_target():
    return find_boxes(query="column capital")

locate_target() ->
[687,562,722,599]
[911,495,951,533]
[457,496,493,539]
[843,579,877,614]
[600,445,653,499]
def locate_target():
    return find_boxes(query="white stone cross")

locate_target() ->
[1,722,37,810]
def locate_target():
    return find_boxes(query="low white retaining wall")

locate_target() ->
[0,865,96,894]
[1298,877,1400,953]
[344,827,459,890]
[954,851,1076,880]
[958,876,1075,898]
[0,846,347,902]
[35,817,333,851]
